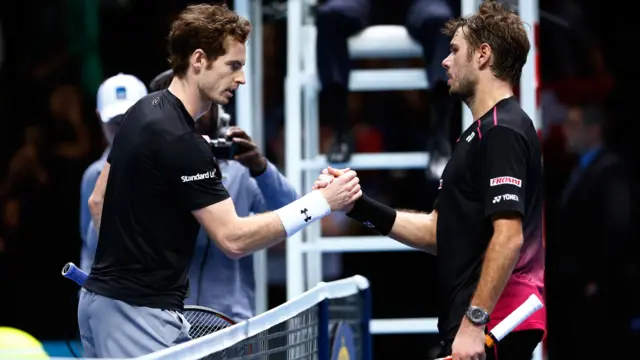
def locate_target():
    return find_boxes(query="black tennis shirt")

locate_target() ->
[84,90,229,310]
[434,96,544,340]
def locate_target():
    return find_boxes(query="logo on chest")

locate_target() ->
[181,169,218,183]
[489,176,522,187]
[465,132,475,142]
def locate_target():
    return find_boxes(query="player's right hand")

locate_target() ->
[317,169,362,212]
[312,166,350,190]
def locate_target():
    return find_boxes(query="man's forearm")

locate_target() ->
[88,195,103,232]
[347,195,437,254]
[88,164,110,233]
[470,233,522,313]
[227,212,287,257]
[389,210,437,255]
[209,191,332,259]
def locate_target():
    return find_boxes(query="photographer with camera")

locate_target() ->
[150,69,298,321]
[79,4,361,358]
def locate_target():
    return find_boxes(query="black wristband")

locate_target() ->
[346,194,397,235]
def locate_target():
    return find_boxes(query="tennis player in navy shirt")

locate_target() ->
[78,4,362,358]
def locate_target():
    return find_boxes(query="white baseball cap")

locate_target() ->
[97,73,148,123]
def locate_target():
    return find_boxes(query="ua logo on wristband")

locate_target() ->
[301,208,311,222]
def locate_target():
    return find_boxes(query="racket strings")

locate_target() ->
[184,310,233,339]
[183,308,253,360]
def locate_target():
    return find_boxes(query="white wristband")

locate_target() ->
[275,190,332,237]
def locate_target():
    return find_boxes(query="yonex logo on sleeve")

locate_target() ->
[492,194,519,203]
[181,169,217,183]
[489,176,522,187]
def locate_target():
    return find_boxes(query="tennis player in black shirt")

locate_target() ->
[78,4,362,358]
[315,1,544,359]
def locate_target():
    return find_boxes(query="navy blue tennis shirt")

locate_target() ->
[82,88,298,316]
[85,89,230,311]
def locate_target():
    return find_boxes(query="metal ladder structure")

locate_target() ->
[233,0,268,316]
[284,0,544,356]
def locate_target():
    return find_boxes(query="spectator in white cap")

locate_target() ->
[79,73,147,273]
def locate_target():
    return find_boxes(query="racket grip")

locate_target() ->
[433,334,496,360]
[62,262,88,286]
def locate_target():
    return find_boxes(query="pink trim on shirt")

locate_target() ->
[487,273,546,337]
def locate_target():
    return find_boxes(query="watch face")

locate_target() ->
[471,308,484,320]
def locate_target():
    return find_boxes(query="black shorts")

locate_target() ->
[439,330,544,360]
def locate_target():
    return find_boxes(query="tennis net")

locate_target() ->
[55,275,372,360]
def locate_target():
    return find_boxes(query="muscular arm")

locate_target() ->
[470,126,530,314]
[88,163,110,232]
[389,210,438,255]
[319,168,438,253]
[192,199,287,259]
[469,214,523,313]
[162,135,356,260]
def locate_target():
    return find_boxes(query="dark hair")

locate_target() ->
[442,0,530,85]
[167,3,252,77]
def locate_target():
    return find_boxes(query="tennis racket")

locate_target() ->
[62,263,237,338]
[63,262,252,359]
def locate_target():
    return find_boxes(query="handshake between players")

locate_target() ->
[314,167,361,212]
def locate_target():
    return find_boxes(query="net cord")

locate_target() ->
[127,275,370,360]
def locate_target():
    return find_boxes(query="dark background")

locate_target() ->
[0,0,637,358]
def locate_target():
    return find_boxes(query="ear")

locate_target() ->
[191,49,207,72]
[477,43,492,69]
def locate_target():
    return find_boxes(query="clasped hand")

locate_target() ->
[312,166,362,212]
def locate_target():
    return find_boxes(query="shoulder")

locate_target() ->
[163,131,209,154]
[129,91,172,115]
[479,98,534,137]
[125,92,183,130]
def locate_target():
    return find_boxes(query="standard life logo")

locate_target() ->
[181,169,217,183]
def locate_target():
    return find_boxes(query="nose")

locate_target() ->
[442,54,452,69]
[235,70,246,85]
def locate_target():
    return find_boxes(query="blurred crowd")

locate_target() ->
[0,0,636,358]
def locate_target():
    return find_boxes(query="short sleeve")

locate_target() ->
[482,126,528,218]
[158,134,230,211]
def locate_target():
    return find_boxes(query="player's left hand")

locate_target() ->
[451,317,486,360]
[226,127,267,173]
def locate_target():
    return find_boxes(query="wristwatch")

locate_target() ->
[465,305,490,326]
